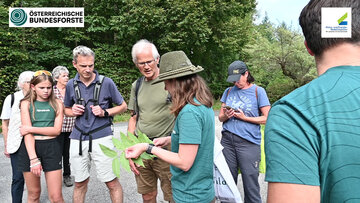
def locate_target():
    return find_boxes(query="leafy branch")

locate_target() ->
[99,131,155,178]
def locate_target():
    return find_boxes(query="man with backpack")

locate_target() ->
[64,45,127,203]
[127,39,175,203]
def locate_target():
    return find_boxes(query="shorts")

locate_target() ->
[70,135,116,183]
[135,145,173,201]
[18,138,62,172]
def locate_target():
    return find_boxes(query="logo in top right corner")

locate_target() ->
[322,7,352,38]
[338,13,348,25]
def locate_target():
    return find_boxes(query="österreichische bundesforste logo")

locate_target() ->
[10,9,27,26]
[338,13,348,25]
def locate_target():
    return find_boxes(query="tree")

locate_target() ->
[0,0,257,111]
[244,21,317,103]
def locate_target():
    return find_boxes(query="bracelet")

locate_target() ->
[146,144,154,155]
[30,162,41,168]
[30,157,38,161]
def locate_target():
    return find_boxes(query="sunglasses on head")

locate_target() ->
[33,70,52,77]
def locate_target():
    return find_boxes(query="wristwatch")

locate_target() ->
[146,144,155,155]
[104,110,109,117]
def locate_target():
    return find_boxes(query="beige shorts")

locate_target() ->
[70,135,116,183]
[135,145,173,201]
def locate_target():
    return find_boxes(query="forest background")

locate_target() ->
[0,0,317,114]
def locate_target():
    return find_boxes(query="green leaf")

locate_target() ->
[120,152,131,172]
[127,131,139,144]
[99,144,117,158]
[112,157,121,178]
[137,131,154,144]
[140,152,154,160]
[112,137,126,151]
[120,132,132,146]
[133,157,145,168]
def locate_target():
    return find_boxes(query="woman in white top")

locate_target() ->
[1,71,34,203]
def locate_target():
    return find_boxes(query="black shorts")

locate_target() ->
[18,138,62,172]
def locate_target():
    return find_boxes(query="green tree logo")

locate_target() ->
[10,9,27,26]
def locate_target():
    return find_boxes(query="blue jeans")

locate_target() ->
[10,150,25,203]
[221,130,261,203]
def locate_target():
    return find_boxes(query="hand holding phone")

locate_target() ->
[223,105,239,112]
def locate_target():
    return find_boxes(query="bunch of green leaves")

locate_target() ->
[99,131,155,178]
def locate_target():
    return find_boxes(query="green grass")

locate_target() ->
[213,99,222,110]
[113,111,131,123]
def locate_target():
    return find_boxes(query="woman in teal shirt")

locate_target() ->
[126,51,215,203]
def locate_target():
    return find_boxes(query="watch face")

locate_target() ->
[104,110,109,117]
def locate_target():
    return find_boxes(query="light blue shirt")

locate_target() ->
[220,84,270,145]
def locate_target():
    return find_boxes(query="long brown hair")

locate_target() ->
[21,74,59,120]
[170,74,213,116]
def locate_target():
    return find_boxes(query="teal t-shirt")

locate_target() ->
[29,101,55,136]
[265,66,360,202]
[170,99,215,203]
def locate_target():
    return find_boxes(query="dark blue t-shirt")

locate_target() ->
[64,71,124,140]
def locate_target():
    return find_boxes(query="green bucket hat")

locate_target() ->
[152,51,203,84]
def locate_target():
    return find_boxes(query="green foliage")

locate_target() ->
[244,20,317,103]
[99,131,154,178]
[0,0,256,112]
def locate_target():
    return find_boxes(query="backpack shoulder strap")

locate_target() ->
[225,87,232,103]
[255,85,261,115]
[73,79,82,104]
[93,75,105,105]
[10,93,15,108]
[255,86,258,100]
[134,76,144,122]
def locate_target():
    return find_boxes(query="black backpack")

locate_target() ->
[72,75,113,155]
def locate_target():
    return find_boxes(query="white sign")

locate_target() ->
[9,7,84,27]
[321,7,351,38]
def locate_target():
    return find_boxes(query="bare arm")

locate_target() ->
[218,103,231,122]
[234,105,271,125]
[267,182,320,203]
[107,101,127,116]
[20,100,64,136]
[20,100,37,160]
[91,101,128,118]
[1,119,10,157]
[127,111,137,134]
[126,142,199,172]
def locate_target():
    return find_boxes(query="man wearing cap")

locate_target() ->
[127,39,175,203]
[218,60,271,203]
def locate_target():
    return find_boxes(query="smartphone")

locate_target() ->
[223,105,239,112]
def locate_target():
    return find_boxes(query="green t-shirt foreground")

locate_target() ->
[128,78,175,138]
[171,99,215,203]
[29,100,55,136]
[265,66,360,203]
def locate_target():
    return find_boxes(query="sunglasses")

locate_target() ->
[33,70,52,77]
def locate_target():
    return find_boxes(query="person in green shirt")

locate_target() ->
[126,51,215,203]
[127,39,175,203]
[265,0,360,202]
[18,70,64,203]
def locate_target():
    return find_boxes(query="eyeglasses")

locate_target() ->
[34,70,52,77]
[136,59,156,67]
